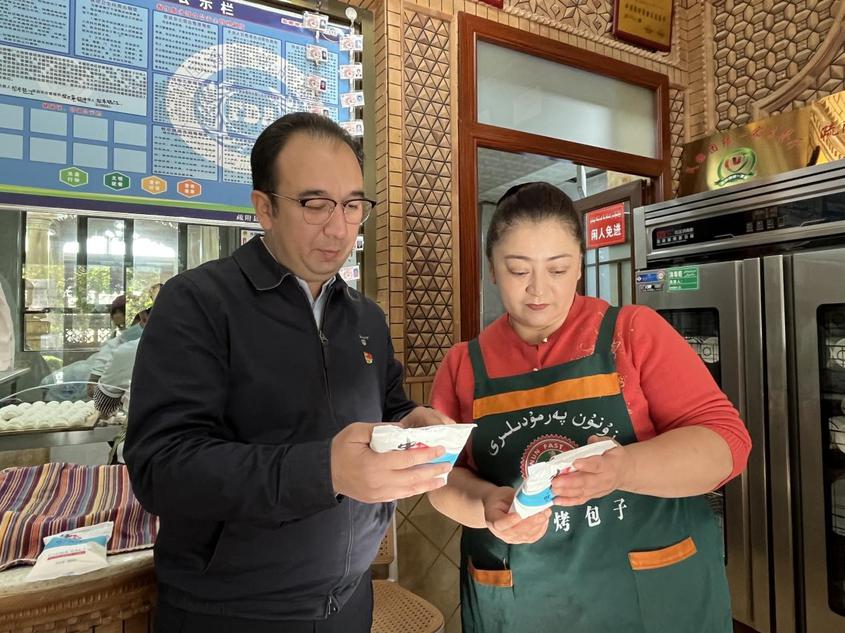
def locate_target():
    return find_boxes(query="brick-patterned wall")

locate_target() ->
[358,0,845,389]
[402,8,454,390]
[352,0,845,413]
[669,86,687,197]
[687,0,845,136]
[358,0,692,403]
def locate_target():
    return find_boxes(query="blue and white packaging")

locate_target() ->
[510,440,617,518]
[370,423,477,480]
[27,521,113,582]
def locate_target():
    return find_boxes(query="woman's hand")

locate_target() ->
[551,437,633,507]
[400,406,455,428]
[483,486,551,544]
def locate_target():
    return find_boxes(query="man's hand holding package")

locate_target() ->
[483,486,550,544]
[331,422,452,503]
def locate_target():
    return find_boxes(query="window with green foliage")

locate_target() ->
[22,212,230,366]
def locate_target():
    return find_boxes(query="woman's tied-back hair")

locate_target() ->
[485,181,585,260]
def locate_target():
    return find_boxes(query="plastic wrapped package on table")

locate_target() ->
[0,463,158,631]
[0,549,155,633]
[0,464,157,571]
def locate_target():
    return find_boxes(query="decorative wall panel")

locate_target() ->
[508,0,612,36]
[711,0,845,130]
[402,9,454,378]
[503,0,682,68]
[669,87,686,196]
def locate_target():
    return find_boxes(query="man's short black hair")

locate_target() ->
[250,112,364,193]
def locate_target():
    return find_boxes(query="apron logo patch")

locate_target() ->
[363,351,373,364]
[520,434,578,478]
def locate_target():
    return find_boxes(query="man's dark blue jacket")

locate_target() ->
[125,236,416,620]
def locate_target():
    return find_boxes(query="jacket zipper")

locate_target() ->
[295,282,336,419]
[316,295,335,422]
[321,292,355,617]
[296,282,353,617]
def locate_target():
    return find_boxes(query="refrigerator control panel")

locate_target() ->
[650,191,845,251]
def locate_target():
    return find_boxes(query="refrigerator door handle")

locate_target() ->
[763,255,796,633]
[741,258,772,633]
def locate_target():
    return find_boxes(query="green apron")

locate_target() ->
[461,307,732,633]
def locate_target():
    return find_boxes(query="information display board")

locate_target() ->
[0,0,357,222]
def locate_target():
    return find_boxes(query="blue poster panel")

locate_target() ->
[0,0,354,223]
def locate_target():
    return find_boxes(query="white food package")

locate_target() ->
[27,521,113,582]
[370,423,477,480]
[510,440,618,518]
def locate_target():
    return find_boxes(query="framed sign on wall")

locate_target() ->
[612,0,674,52]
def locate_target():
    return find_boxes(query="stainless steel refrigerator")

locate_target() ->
[633,159,845,633]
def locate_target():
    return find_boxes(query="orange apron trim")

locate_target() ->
[468,558,513,587]
[628,536,698,571]
[472,372,621,419]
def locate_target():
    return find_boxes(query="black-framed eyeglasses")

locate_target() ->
[267,192,375,225]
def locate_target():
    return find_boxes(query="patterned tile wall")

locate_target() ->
[771,40,845,115]
[669,87,686,197]
[504,0,684,68]
[710,0,845,130]
[402,9,455,379]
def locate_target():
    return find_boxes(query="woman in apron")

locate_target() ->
[429,182,751,633]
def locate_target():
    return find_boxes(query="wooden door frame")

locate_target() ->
[573,180,647,303]
[458,12,672,340]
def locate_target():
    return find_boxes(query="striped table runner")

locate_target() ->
[0,463,158,571]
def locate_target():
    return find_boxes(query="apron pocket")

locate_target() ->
[462,558,515,633]
[629,535,697,571]
[468,557,513,587]
[629,536,727,633]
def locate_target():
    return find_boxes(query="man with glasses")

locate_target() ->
[125,113,452,633]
